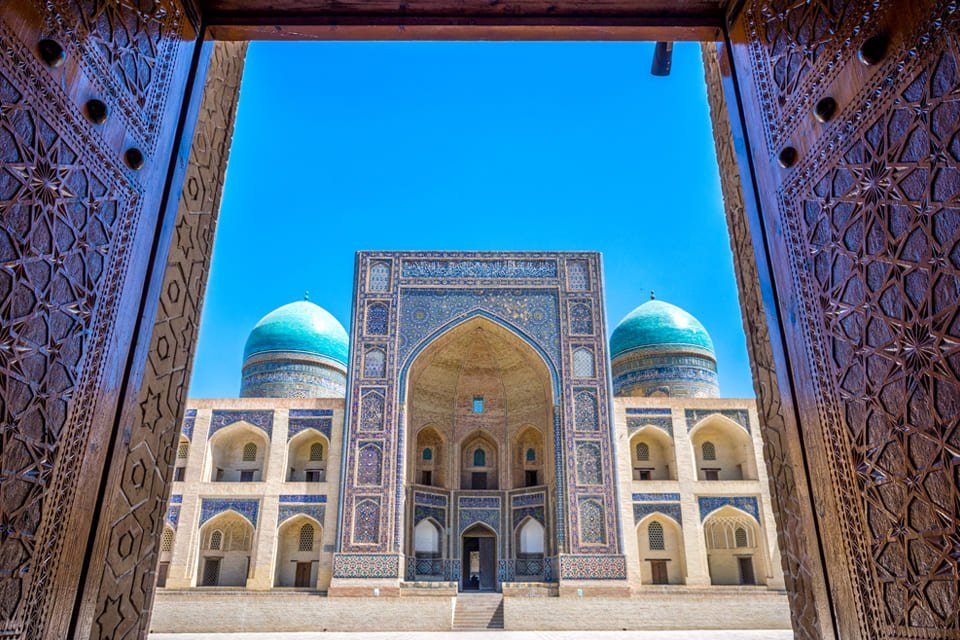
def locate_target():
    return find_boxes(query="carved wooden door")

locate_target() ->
[0,1,205,638]
[726,0,960,638]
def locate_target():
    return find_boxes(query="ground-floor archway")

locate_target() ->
[461,523,497,592]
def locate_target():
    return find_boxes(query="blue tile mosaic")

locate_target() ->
[414,505,446,525]
[558,555,627,580]
[278,504,325,526]
[459,496,499,508]
[632,493,681,502]
[633,503,682,525]
[402,258,559,279]
[512,505,545,529]
[685,408,751,433]
[168,494,183,504]
[181,415,195,440]
[333,553,399,578]
[511,492,545,507]
[290,409,334,417]
[698,496,760,522]
[199,498,259,527]
[209,410,274,439]
[279,495,327,503]
[625,408,671,415]
[414,492,448,507]
[626,416,673,436]
[166,505,180,529]
[287,416,332,441]
[458,508,500,535]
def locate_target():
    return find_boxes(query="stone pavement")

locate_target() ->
[152,631,793,639]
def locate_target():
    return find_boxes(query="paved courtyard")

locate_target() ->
[152,632,794,639]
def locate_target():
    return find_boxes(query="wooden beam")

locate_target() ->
[202,1,724,41]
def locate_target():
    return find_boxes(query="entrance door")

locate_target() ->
[295,562,312,587]
[737,557,755,586]
[201,558,221,586]
[650,560,668,585]
[461,525,497,591]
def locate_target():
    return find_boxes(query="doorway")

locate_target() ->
[461,524,497,592]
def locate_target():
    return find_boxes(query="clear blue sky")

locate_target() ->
[188,40,755,399]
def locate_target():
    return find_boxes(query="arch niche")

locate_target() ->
[404,317,556,492]
[403,316,557,587]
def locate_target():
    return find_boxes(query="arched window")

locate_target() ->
[701,441,717,461]
[648,521,665,550]
[422,447,433,461]
[526,447,536,462]
[242,442,257,462]
[473,448,486,467]
[209,530,223,550]
[572,348,594,377]
[369,262,390,292]
[309,442,323,462]
[161,528,175,552]
[299,524,315,552]
[636,442,650,461]
[735,526,748,548]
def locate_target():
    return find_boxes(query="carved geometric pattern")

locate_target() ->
[572,346,595,378]
[736,2,960,635]
[363,347,386,378]
[82,42,247,640]
[368,261,390,292]
[744,0,885,151]
[701,41,826,640]
[566,259,589,290]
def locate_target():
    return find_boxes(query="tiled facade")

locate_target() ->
[154,251,787,630]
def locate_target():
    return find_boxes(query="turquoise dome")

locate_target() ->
[610,299,714,358]
[243,301,349,366]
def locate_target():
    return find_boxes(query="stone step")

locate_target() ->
[452,595,504,630]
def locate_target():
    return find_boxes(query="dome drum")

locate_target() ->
[241,300,350,399]
[610,299,719,399]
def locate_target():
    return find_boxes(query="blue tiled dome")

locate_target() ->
[610,299,714,358]
[243,301,349,365]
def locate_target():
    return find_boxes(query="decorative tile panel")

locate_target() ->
[209,410,273,439]
[199,498,259,527]
[566,260,590,291]
[558,554,627,580]
[333,553,399,578]
[575,442,603,485]
[685,408,750,433]
[365,302,389,335]
[165,506,180,529]
[168,495,183,504]
[512,506,546,529]
[356,443,383,485]
[353,498,381,544]
[633,503,682,526]
[574,390,599,431]
[698,496,760,522]
[414,492,448,506]
[402,258,558,279]
[458,508,501,535]
[577,498,606,545]
[181,409,196,440]
[414,505,446,525]
[359,390,385,431]
[568,300,594,335]
[632,493,680,502]
[287,415,332,441]
[626,416,673,437]
[279,495,327,503]
[511,492,545,507]
[278,505,325,526]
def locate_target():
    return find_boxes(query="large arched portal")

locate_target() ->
[404,317,556,588]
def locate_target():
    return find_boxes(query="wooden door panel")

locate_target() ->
[0,1,200,637]
[728,1,960,637]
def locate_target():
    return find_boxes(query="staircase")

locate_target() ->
[453,593,504,630]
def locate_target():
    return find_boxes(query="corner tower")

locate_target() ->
[610,297,719,398]
[240,300,349,398]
